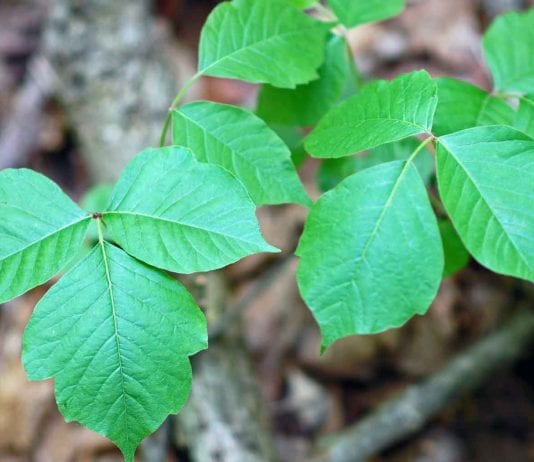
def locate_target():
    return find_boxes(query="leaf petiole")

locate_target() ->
[96,214,106,245]
[159,72,203,147]
[406,136,434,165]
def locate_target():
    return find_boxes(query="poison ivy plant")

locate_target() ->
[1,148,276,461]
[256,34,358,127]
[1,2,534,460]
[198,0,330,87]
[305,70,437,157]
[104,147,278,273]
[23,242,208,461]
[483,8,534,93]
[297,158,444,349]
[433,78,515,136]
[171,102,310,206]
[436,126,534,281]
[317,137,435,192]
[289,0,317,8]
[0,169,90,303]
[515,95,534,137]
[328,0,405,27]
[439,220,470,278]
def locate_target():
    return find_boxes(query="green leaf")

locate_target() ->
[289,0,317,8]
[437,126,534,281]
[198,0,330,88]
[297,160,443,349]
[433,78,515,136]
[256,35,356,126]
[23,241,207,462]
[515,95,534,138]
[305,70,437,158]
[0,169,90,303]
[268,124,308,167]
[439,220,470,277]
[171,101,310,206]
[317,157,358,192]
[104,146,278,274]
[328,0,405,27]
[317,138,434,192]
[483,9,534,93]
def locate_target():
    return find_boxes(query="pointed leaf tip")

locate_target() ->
[172,101,310,206]
[105,146,276,273]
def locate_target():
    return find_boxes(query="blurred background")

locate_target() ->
[0,0,533,461]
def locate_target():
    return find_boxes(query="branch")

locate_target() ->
[314,309,534,462]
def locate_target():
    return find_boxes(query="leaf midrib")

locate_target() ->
[175,111,269,184]
[314,118,432,144]
[98,241,129,448]
[104,211,261,247]
[200,9,323,77]
[332,161,414,327]
[356,162,413,266]
[439,143,532,274]
[0,217,90,261]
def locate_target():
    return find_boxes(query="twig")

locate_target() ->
[0,56,56,169]
[313,309,534,462]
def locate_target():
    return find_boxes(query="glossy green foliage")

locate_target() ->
[328,0,405,27]
[0,169,90,303]
[198,0,330,88]
[4,6,534,457]
[433,78,515,136]
[256,35,357,126]
[171,102,310,206]
[317,157,358,192]
[439,220,470,277]
[515,95,534,138]
[305,71,437,157]
[1,146,275,459]
[297,160,443,349]
[23,242,207,462]
[483,9,534,93]
[105,147,277,274]
[317,138,434,192]
[268,124,308,167]
[437,126,534,281]
[289,0,316,8]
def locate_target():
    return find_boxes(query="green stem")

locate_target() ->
[159,72,202,147]
[96,216,105,245]
[407,136,434,164]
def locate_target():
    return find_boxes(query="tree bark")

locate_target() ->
[43,0,177,182]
